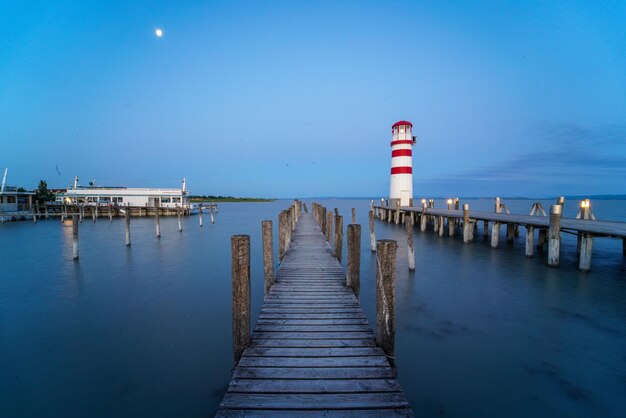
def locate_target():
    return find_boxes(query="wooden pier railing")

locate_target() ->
[216,201,414,417]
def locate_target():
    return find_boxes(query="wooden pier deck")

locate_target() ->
[215,213,414,417]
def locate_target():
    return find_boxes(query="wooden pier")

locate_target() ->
[374,197,626,271]
[216,208,414,417]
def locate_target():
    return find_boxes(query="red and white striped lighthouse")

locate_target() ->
[389,120,415,206]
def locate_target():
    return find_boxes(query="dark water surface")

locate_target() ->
[1,199,625,417]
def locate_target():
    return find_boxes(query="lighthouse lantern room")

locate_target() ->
[389,120,415,207]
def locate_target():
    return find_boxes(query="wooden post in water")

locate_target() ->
[548,204,562,267]
[125,205,131,246]
[326,211,333,244]
[347,224,361,299]
[108,205,113,222]
[438,216,444,237]
[92,205,96,223]
[507,224,515,242]
[394,201,400,225]
[155,202,161,238]
[334,215,343,262]
[231,234,251,366]
[78,204,83,223]
[334,208,339,216]
[72,215,79,260]
[525,226,534,257]
[321,207,327,240]
[262,220,274,296]
[579,232,594,271]
[352,208,356,224]
[420,201,427,232]
[405,215,415,271]
[279,211,287,261]
[462,204,472,243]
[491,222,500,248]
[210,204,215,224]
[376,239,397,369]
[369,210,376,252]
[177,205,183,232]
[537,229,547,250]
[483,220,489,238]
[199,205,203,227]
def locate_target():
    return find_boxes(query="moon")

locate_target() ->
[155,28,163,38]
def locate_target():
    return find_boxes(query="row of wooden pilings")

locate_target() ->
[62,203,216,261]
[230,200,400,370]
[374,196,611,272]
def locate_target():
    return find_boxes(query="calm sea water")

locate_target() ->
[1,198,625,417]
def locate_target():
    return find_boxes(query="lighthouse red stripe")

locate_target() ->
[390,166,413,174]
[392,149,412,157]
[390,140,414,146]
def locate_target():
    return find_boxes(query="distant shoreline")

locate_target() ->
[189,196,276,203]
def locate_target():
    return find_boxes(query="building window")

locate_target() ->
[99,197,111,202]
[7,196,16,203]
[173,197,181,203]
[161,197,171,203]
[399,126,405,133]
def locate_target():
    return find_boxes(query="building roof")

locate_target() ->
[392,120,413,128]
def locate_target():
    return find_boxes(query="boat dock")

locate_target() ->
[216,202,414,417]
[374,198,626,271]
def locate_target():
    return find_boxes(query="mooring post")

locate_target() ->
[92,205,96,223]
[579,232,593,272]
[420,201,427,232]
[394,201,400,225]
[32,203,37,223]
[72,215,79,260]
[231,234,251,366]
[347,224,361,299]
[352,208,356,224]
[303,202,308,213]
[369,210,376,252]
[376,239,397,370]
[199,205,203,227]
[483,220,489,238]
[405,215,415,271]
[326,211,333,244]
[321,207,327,240]
[109,205,113,222]
[177,205,183,232]
[491,222,500,248]
[438,216,445,237]
[525,226,534,257]
[507,224,515,242]
[537,229,547,250]
[548,204,562,267]
[279,211,287,261]
[210,204,215,224]
[262,220,274,296]
[125,205,131,246]
[334,208,339,216]
[155,202,161,238]
[334,215,343,262]
[462,204,472,243]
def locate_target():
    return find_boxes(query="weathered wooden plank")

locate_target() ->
[255,319,369,326]
[242,347,385,357]
[250,339,376,348]
[258,313,367,320]
[220,392,410,409]
[215,408,415,417]
[253,331,374,339]
[237,356,389,368]
[232,366,395,379]
[254,324,372,332]
[227,378,402,393]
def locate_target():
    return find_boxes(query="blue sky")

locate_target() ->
[1,0,625,198]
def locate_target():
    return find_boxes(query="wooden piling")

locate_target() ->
[369,210,376,252]
[579,233,594,271]
[334,215,343,262]
[483,220,489,237]
[507,224,515,242]
[155,203,161,238]
[405,215,415,271]
[548,204,562,267]
[420,202,427,232]
[108,206,113,222]
[347,224,361,299]
[279,211,287,261]
[262,220,274,296]
[231,234,251,366]
[334,208,339,216]
[438,216,444,237]
[210,204,215,224]
[537,229,547,250]
[448,216,454,237]
[376,239,397,369]
[321,207,327,240]
[72,215,79,260]
[352,208,356,224]
[394,201,400,225]
[125,206,131,246]
[491,222,500,248]
[326,211,333,244]
[92,205,96,223]
[462,204,472,243]
[525,226,534,257]
[199,206,203,227]
[177,206,183,232]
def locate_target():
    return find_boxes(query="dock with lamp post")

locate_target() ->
[373,197,626,272]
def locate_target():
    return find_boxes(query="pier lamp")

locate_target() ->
[580,199,590,209]
[447,199,453,210]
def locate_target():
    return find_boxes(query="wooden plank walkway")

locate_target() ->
[215,213,414,417]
